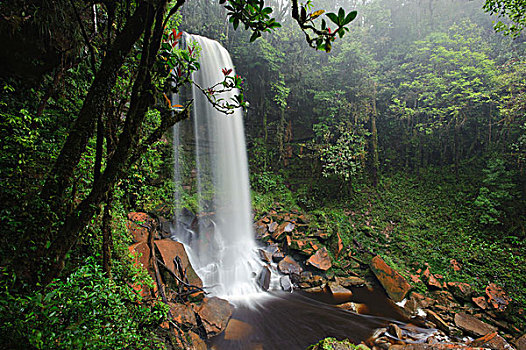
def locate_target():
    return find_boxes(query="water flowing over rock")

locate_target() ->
[171,34,262,301]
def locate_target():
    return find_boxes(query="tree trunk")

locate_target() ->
[370,83,379,187]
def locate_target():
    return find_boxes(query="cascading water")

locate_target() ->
[172,34,263,301]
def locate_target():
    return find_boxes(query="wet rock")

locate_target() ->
[425,309,450,334]
[256,266,271,291]
[272,250,285,263]
[280,275,293,292]
[195,297,233,337]
[258,249,273,263]
[278,255,303,275]
[408,292,434,309]
[337,302,359,312]
[327,281,353,299]
[470,332,514,350]
[370,255,412,302]
[268,221,278,233]
[431,290,458,309]
[307,247,332,271]
[155,239,203,288]
[303,285,326,293]
[224,318,254,341]
[472,296,489,310]
[284,222,295,232]
[447,282,474,302]
[169,302,197,329]
[335,276,366,288]
[272,222,291,241]
[454,312,497,337]
[485,283,511,312]
[389,324,404,340]
[188,330,207,350]
[516,333,526,350]
[255,223,269,239]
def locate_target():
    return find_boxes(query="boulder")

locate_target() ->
[268,221,278,233]
[472,296,489,310]
[256,266,271,291]
[155,239,203,288]
[307,247,332,271]
[224,318,254,341]
[425,309,450,334]
[454,312,497,337]
[370,255,412,302]
[447,282,474,302]
[195,297,234,337]
[188,330,207,350]
[169,302,197,329]
[485,283,511,312]
[278,255,303,275]
[516,333,526,350]
[335,276,366,288]
[127,212,155,243]
[258,249,273,263]
[272,250,285,263]
[470,332,514,350]
[280,275,293,292]
[327,281,353,300]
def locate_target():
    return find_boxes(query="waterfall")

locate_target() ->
[172,34,262,301]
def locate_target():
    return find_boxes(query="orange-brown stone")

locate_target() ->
[485,283,511,312]
[307,247,332,271]
[195,297,234,337]
[224,318,254,340]
[370,255,412,302]
[155,239,203,288]
[127,212,155,243]
[472,296,488,310]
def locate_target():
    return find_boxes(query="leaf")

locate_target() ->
[326,12,339,25]
[338,7,345,20]
[310,9,324,19]
[233,18,240,30]
[343,10,357,25]
[250,31,261,42]
[262,6,273,15]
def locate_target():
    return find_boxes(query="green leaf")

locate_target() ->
[338,7,345,20]
[343,10,357,25]
[250,31,261,42]
[326,12,339,25]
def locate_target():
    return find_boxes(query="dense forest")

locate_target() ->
[0,0,525,349]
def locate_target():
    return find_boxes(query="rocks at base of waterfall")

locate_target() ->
[335,276,366,288]
[272,250,285,263]
[278,255,303,275]
[485,283,511,312]
[292,271,326,289]
[280,275,293,292]
[370,255,412,303]
[256,266,271,291]
[224,318,254,341]
[169,302,197,330]
[188,330,207,350]
[422,267,444,290]
[307,247,332,271]
[155,239,203,288]
[327,281,353,299]
[454,312,498,337]
[430,290,458,309]
[447,281,474,302]
[425,309,451,334]
[194,297,234,337]
[470,332,515,350]
[258,248,273,263]
[515,333,526,350]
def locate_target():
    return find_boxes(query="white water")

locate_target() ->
[173,34,263,302]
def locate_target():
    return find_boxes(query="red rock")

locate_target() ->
[370,255,412,302]
[447,282,474,301]
[155,239,203,288]
[454,312,497,337]
[335,232,343,258]
[307,247,332,271]
[470,332,513,350]
[128,242,154,297]
[127,212,155,243]
[426,273,442,290]
[169,302,197,329]
[278,255,303,275]
[472,296,488,310]
[188,330,207,350]
[431,290,458,309]
[422,267,430,279]
[195,297,233,337]
[485,283,511,312]
[335,276,366,287]
[410,274,421,283]
[450,259,462,272]
[224,319,254,340]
